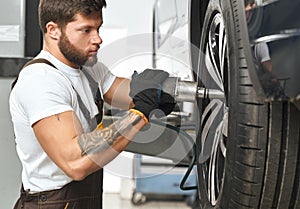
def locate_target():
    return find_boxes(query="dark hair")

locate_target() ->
[244,0,255,6]
[39,0,107,33]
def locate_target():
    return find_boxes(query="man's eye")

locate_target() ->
[82,29,90,33]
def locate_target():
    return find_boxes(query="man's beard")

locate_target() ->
[85,54,98,66]
[58,32,98,67]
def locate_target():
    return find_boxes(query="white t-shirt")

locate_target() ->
[254,42,271,63]
[9,50,116,193]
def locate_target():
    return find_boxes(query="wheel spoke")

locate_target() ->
[199,99,223,163]
[205,14,225,91]
[205,45,223,90]
[219,21,227,78]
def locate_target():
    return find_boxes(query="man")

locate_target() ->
[244,0,280,96]
[245,0,273,76]
[10,0,174,208]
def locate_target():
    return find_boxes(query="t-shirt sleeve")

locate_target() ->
[255,42,271,63]
[88,62,116,95]
[16,65,74,126]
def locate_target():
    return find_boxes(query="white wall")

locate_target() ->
[100,0,156,77]
[102,0,155,35]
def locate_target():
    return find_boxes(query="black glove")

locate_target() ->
[130,69,175,119]
[154,92,175,118]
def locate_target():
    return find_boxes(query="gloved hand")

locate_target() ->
[154,92,175,118]
[129,69,175,119]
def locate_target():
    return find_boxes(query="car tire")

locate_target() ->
[194,0,300,208]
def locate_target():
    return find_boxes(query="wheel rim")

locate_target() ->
[198,12,229,206]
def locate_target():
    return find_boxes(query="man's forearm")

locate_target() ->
[77,111,144,156]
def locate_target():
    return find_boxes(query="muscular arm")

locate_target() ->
[33,110,145,181]
[261,60,278,82]
[261,60,272,73]
[104,77,135,109]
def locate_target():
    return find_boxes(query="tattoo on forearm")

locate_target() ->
[77,111,142,156]
[56,114,60,121]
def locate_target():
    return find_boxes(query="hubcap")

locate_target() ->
[198,12,229,206]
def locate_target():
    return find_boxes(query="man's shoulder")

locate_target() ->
[19,61,72,92]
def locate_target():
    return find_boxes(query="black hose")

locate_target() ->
[151,120,198,190]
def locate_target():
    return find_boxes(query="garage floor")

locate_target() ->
[103,193,192,209]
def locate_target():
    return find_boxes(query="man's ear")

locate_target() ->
[45,21,61,40]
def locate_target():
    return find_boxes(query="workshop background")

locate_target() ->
[0,0,196,208]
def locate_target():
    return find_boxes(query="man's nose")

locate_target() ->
[92,33,102,45]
